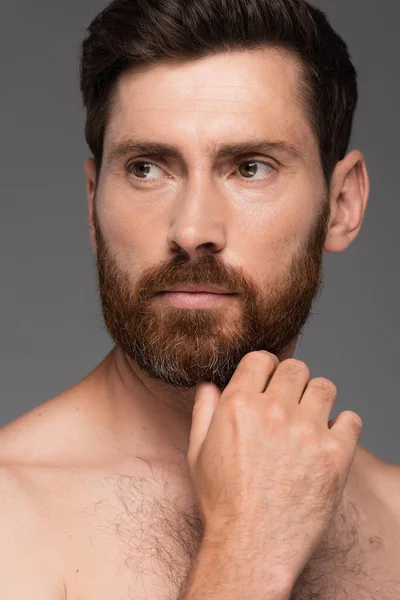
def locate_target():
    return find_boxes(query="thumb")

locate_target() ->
[187,382,221,470]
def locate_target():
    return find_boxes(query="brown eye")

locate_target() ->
[132,162,151,178]
[239,161,258,178]
[238,161,273,179]
[129,162,163,180]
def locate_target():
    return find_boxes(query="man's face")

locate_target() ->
[91,48,331,391]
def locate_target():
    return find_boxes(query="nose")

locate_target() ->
[166,176,227,260]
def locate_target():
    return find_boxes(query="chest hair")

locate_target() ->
[99,472,399,600]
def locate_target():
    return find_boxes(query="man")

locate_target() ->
[0,0,399,598]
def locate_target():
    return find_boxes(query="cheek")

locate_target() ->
[98,172,173,236]
[237,201,313,273]
[95,188,144,269]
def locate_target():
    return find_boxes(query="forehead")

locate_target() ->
[104,47,317,160]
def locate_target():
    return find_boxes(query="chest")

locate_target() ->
[59,473,400,600]
[290,495,400,599]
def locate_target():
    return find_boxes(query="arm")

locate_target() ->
[179,535,293,600]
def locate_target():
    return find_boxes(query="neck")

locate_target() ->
[91,346,194,463]
[89,341,298,464]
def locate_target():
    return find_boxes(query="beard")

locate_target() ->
[92,197,331,392]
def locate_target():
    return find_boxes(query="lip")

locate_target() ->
[157,290,235,309]
[159,284,234,294]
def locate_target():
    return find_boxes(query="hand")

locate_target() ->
[187,351,363,587]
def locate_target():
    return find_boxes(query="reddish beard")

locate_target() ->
[92,198,330,392]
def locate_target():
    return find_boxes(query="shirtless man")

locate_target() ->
[1,0,399,598]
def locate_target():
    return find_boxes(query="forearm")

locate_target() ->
[180,536,293,600]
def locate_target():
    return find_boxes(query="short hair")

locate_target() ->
[80,0,358,188]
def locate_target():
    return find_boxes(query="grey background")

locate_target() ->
[1,1,398,462]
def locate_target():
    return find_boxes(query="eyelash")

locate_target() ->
[125,159,276,184]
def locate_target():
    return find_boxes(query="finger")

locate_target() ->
[187,382,221,469]
[330,410,363,448]
[263,359,310,408]
[226,351,280,395]
[299,377,337,424]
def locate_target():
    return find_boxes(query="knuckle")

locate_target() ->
[224,391,248,414]
[266,402,288,424]
[246,350,278,369]
[309,377,337,396]
[279,359,310,378]
[324,436,342,455]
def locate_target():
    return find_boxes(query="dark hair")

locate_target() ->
[80,0,358,188]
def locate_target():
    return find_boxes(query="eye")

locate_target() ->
[128,162,163,180]
[237,160,274,179]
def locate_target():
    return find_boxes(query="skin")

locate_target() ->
[83,46,369,462]
[0,46,399,599]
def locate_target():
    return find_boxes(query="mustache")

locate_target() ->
[134,253,248,298]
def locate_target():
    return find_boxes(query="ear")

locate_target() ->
[84,158,97,253]
[324,150,370,253]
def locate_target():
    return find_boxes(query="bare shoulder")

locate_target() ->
[350,444,399,492]
[0,388,91,600]
[0,368,111,467]
[0,463,67,599]
[348,444,400,528]
[372,451,400,518]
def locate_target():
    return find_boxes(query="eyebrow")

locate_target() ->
[106,138,302,167]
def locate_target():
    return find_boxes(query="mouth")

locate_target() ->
[157,290,236,309]
[160,284,234,294]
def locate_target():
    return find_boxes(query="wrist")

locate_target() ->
[196,533,293,600]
